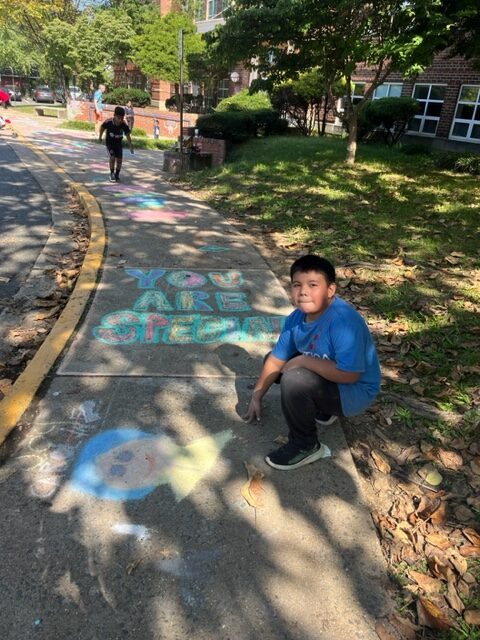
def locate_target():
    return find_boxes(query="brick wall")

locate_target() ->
[193,137,226,166]
[74,101,198,138]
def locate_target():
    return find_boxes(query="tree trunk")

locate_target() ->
[321,93,328,136]
[346,111,358,165]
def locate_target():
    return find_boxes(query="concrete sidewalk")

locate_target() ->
[0,117,390,640]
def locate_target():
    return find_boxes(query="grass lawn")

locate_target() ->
[178,133,480,638]
[179,135,479,421]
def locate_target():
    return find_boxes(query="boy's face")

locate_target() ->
[291,270,336,322]
[113,114,123,126]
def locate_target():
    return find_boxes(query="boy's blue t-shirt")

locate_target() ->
[271,296,381,416]
[94,89,103,111]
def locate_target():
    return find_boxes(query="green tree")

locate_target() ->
[441,0,480,67]
[132,11,205,83]
[210,0,446,164]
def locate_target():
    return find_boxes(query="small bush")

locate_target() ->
[196,111,256,142]
[131,127,147,137]
[61,120,95,131]
[103,87,151,107]
[433,152,480,174]
[400,143,432,156]
[197,108,287,142]
[165,94,204,112]
[359,97,420,146]
[215,89,271,112]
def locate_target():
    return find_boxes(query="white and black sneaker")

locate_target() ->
[109,172,116,182]
[315,414,338,427]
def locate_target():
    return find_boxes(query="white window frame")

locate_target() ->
[408,83,446,137]
[207,0,220,19]
[373,83,403,99]
[335,82,366,127]
[449,84,480,144]
[217,78,229,101]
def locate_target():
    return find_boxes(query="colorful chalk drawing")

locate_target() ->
[93,268,285,345]
[70,428,232,501]
[100,184,189,222]
[198,245,231,253]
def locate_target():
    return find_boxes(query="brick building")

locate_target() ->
[346,51,480,151]
[114,0,251,110]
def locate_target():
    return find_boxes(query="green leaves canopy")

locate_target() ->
[132,12,205,82]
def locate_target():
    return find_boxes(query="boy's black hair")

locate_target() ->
[290,255,336,284]
[114,106,125,117]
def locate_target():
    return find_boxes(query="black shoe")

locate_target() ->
[115,173,120,182]
[265,441,331,471]
[315,414,338,427]
[109,172,116,182]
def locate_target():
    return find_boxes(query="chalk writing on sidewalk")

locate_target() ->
[93,268,285,345]
[70,428,232,501]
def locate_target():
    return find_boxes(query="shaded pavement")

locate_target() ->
[0,114,391,640]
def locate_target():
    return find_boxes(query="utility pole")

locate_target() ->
[178,28,184,169]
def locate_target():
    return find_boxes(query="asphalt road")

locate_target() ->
[0,137,51,299]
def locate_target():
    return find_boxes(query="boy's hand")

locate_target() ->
[243,391,262,423]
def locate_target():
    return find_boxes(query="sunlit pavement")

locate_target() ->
[0,114,391,640]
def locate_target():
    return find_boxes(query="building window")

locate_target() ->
[373,83,403,99]
[408,84,445,136]
[335,83,365,127]
[217,78,229,100]
[450,85,480,143]
[208,0,220,19]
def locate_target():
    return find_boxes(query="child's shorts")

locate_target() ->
[106,143,123,159]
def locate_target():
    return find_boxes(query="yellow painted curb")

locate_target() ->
[0,132,105,445]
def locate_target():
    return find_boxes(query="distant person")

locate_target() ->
[0,89,11,109]
[124,100,135,131]
[153,118,160,139]
[99,105,134,182]
[244,254,381,471]
[93,83,106,137]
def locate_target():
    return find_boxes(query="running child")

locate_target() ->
[99,106,134,182]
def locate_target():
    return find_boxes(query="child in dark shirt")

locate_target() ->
[99,106,134,182]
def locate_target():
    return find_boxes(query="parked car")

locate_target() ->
[33,86,56,103]
[3,85,22,101]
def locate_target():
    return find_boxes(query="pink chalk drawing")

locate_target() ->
[128,210,189,221]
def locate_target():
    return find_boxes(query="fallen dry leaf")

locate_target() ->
[459,545,480,558]
[446,580,465,614]
[464,610,480,626]
[454,505,477,525]
[448,552,468,577]
[371,449,391,474]
[430,501,448,526]
[34,306,60,320]
[463,528,480,546]
[428,555,455,582]
[241,461,265,508]
[374,619,398,640]
[438,449,463,471]
[0,378,13,395]
[416,597,456,631]
[470,457,480,476]
[416,495,442,520]
[425,532,452,551]
[409,570,443,594]
[273,435,288,445]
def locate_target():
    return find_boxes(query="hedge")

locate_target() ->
[196,109,287,143]
[103,87,151,107]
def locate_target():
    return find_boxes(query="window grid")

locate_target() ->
[217,78,229,100]
[373,83,403,99]
[450,85,480,143]
[408,83,446,136]
[207,0,219,19]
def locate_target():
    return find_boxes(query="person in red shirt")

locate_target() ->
[0,89,11,108]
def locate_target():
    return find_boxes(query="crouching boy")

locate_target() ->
[244,255,381,471]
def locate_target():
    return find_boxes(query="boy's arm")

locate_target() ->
[243,353,286,423]
[98,123,105,142]
[283,354,360,383]
[126,132,133,153]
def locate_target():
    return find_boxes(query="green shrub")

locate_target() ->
[103,87,151,107]
[196,111,256,142]
[61,120,95,131]
[359,97,420,146]
[433,152,480,174]
[215,89,271,112]
[132,127,147,136]
[197,108,287,142]
[400,143,432,156]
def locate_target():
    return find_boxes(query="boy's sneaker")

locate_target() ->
[315,414,338,427]
[265,441,331,471]
[109,172,116,182]
[114,173,120,182]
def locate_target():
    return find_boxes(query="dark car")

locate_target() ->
[33,86,56,103]
[3,85,22,101]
